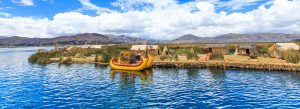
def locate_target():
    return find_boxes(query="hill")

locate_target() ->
[0,33,148,46]
[0,36,6,39]
[173,34,200,41]
[1,33,300,46]
[172,33,300,43]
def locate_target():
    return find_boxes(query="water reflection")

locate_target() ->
[110,69,153,85]
[186,68,200,79]
[3,48,300,108]
[208,68,226,81]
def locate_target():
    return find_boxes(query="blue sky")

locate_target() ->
[0,0,299,39]
[0,0,270,18]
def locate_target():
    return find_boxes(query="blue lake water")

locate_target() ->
[1,47,300,108]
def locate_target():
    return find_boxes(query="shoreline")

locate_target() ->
[153,61,300,72]
[58,60,300,72]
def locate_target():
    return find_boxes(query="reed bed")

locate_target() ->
[153,61,300,72]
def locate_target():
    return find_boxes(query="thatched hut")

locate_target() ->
[162,45,170,55]
[147,45,161,55]
[268,43,300,59]
[205,44,228,54]
[130,45,147,51]
[130,45,161,55]
[53,45,66,51]
[37,49,46,53]
[67,45,103,51]
[235,43,257,55]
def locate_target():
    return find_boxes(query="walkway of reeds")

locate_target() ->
[153,61,300,72]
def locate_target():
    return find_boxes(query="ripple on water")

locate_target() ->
[1,48,300,108]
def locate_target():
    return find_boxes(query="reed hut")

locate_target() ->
[37,49,46,53]
[130,45,161,55]
[205,44,228,54]
[66,45,103,51]
[235,43,257,55]
[268,43,300,59]
[162,45,170,55]
[147,45,161,55]
[130,45,147,51]
[53,45,66,51]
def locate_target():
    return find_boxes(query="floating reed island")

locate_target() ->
[28,43,300,72]
[153,61,300,72]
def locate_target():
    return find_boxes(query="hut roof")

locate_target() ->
[78,45,103,49]
[276,43,299,50]
[147,45,159,50]
[163,45,169,52]
[130,45,147,51]
[239,43,256,49]
[205,44,228,48]
[130,45,159,51]
[161,45,169,55]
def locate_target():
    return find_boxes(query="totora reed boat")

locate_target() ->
[109,51,153,71]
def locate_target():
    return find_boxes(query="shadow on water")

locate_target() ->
[208,68,226,82]
[186,68,200,79]
[58,63,72,67]
[110,69,154,86]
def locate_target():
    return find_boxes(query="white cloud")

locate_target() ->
[112,0,178,11]
[0,17,49,37]
[12,0,34,6]
[197,0,270,11]
[0,12,11,17]
[0,0,300,40]
[77,0,114,14]
[217,0,266,10]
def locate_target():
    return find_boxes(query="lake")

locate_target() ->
[1,47,300,108]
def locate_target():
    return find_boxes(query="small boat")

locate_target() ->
[109,50,153,70]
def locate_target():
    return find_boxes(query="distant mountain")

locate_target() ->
[171,33,300,43]
[0,36,6,39]
[1,33,300,46]
[174,34,200,41]
[0,33,148,46]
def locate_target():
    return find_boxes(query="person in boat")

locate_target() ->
[118,54,124,63]
[135,53,141,61]
[130,53,136,64]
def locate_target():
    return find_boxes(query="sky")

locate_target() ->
[0,0,300,39]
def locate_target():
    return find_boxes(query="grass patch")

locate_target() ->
[28,45,127,64]
[257,44,272,55]
[28,53,51,64]
[170,48,199,60]
[282,50,300,64]
[160,54,179,61]
[210,53,224,61]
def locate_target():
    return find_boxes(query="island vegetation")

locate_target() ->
[28,45,128,64]
[28,42,300,71]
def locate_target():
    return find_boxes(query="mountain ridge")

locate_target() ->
[0,36,7,39]
[0,33,148,46]
[1,33,300,46]
[172,33,300,43]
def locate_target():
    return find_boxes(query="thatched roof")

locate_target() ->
[131,45,147,51]
[276,43,299,51]
[239,43,256,49]
[147,45,159,50]
[163,45,168,52]
[130,45,159,51]
[205,44,228,48]
[162,45,169,55]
